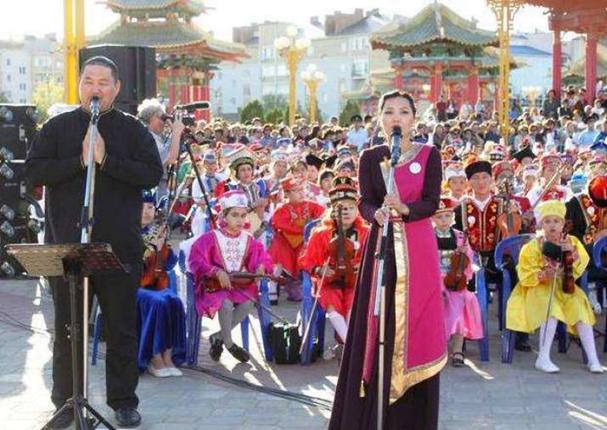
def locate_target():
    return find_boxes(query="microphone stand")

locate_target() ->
[79,98,99,409]
[372,127,401,430]
[182,133,216,229]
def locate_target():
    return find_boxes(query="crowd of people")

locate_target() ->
[27,54,607,429]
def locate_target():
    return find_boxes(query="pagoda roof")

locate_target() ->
[521,0,607,13]
[104,0,206,16]
[93,19,247,62]
[371,3,497,53]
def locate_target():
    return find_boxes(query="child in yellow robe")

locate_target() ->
[506,200,603,373]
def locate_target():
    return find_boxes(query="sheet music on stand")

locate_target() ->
[5,243,126,278]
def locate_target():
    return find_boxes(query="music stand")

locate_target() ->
[6,242,125,430]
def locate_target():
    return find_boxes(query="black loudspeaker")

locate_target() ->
[0,104,38,160]
[79,45,157,115]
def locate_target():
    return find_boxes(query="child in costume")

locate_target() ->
[189,190,273,363]
[432,198,483,367]
[298,175,369,343]
[268,175,325,302]
[506,200,603,373]
[138,190,186,377]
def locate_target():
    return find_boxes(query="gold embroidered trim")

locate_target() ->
[389,219,447,404]
[397,143,424,166]
[390,221,408,404]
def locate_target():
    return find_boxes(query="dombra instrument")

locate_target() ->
[531,162,567,210]
[204,271,287,293]
[327,205,356,289]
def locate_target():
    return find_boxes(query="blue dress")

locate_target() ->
[136,246,186,372]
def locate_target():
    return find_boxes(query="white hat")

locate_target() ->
[445,165,466,181]
[217,190,249,212]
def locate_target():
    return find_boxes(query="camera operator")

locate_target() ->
[137,98,185,202]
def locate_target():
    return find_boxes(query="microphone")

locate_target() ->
[390,126,402,166]
[90,96,100,124]
[174,101,211,112]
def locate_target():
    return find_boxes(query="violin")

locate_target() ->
[496,179,522,238]
[141,221,171,291]
[561,230,576,295]
[443,230,471,292]
[204,272,287,293]
[327,205,356,289]
[541,229,575,295]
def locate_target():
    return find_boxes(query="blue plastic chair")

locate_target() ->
[474,254,490,362]
[299,218,327,365]
[495,234,534,363]
[591,235,607,353]
[180,250,273,366]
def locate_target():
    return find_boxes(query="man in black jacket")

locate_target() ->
[26,56,163,429]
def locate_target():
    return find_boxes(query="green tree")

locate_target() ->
[31,80,64,123]
[338,99,360,127]
[265,107,284,124]
[239,99,264,124]
[262,94,288,111]
[0,93,8,103]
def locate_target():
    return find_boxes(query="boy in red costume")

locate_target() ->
[268,176,325,302]
[299,175,369,343]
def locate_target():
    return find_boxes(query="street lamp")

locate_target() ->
[301,64,326,124]
[274,26,310,126]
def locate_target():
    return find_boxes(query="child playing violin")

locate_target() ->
[298,175,369,344]
[506,200,603,373]
[139,190,186,377]
[433,198,483,367]
[189,190,273,363]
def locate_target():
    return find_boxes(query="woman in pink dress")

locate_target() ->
[432,198,483,367]
[329,91,446,430]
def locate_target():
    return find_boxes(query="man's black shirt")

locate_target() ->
[26,107,163,263]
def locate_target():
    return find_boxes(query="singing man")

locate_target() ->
[25,56,163,428]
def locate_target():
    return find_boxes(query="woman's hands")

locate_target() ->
[374,194,409,226]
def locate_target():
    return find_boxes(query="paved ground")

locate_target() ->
[0,278,606,430]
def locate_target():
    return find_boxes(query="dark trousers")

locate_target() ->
[50,265,141,410]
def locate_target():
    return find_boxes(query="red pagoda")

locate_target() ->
[94,0,247,118]
[370,2,499,106]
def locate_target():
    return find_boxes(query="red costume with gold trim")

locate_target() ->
[455,196,503,253]
[298,216,369,317]
[268,200,325,275]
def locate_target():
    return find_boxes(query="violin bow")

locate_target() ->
[299,257,331,355]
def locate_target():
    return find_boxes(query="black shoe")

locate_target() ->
[270,299,278,306]
[115,407,141,428]
[515,339,532,352]
[227,344,250,363]
[209,335,224,362]
[49,407,74,429]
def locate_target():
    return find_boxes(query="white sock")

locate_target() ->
[576,322,601,366]
[538,318,558,362]
[328,311,348,342]
[268,281,278,301]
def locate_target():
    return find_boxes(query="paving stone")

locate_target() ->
[2,279,607,429]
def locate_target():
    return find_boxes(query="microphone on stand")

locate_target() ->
[90,96,100,125]
[390,126,402,167]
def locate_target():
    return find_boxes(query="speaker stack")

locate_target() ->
[79,44,157,115]
[0,105,42,278]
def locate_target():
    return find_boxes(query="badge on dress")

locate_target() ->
[409,162,422,174]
